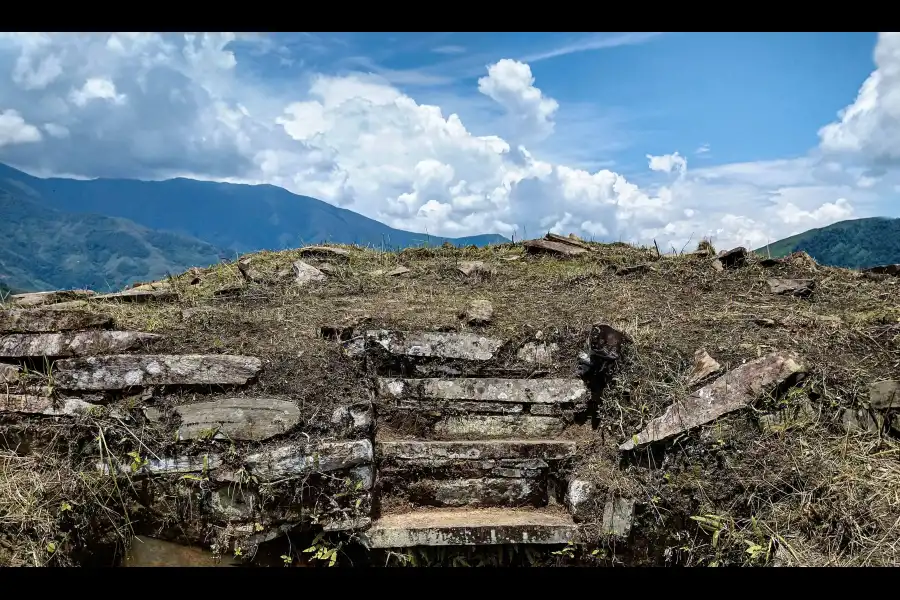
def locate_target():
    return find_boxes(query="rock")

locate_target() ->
[237,258,264,283]
[712,260,725,272]
[566,479,598,520]
[330,403,374,434]
[620,352,806,450]
[523,239,588,257]
[386,266,411,277]
[9,290,96,308]
[686,349,721,386]
[130,282,172,292]
[54,354,263,390]
[463,299,494,325]
[0,363,20,383]
[716,247,748,269]
[842,408,883,434]
[576,323,628,378]
[366,330,504,361]
[318,263,338,275]
[0,331,160,358]
[93,289,177,302]
[754,318,777,327]
[758,400,817,433]
[171,398,301,442]
[517,342,558,365]
[297,246,351,261]
[361,509,577,548]
[457,261,495,278]
[869,380,900,409]
[434,415,566,439]
[292,260,326,285]
[615,263,652,276]
[863,264,900,277]
[0,309,112,333]
[0,394,102,416]
[377,377,588,405]
[123,536,239,567]
[544,233,592,251]
[500,254,523,262]
[378,440,577,462]
[243,440,373,481]
[395,399,524,414]
[369,270,385,277]
[406,478,542,507]
[602,497,635,537]
[768,278,815,297]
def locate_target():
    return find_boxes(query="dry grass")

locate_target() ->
[2,240,900,566]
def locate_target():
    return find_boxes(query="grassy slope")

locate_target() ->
[3,241,899,567]
[756,217,900,268]
[0,188,227,292]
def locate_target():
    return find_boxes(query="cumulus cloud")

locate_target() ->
[0,32,888,253]
[477,59,559,141]
[0,109,41,147]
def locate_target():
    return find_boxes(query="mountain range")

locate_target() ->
[0,163,507,292]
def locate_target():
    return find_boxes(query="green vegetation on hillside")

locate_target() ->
[758,217,900,268]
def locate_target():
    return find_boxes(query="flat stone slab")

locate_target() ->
[361,509,576,547]
[0,394,102,416]
[378,440,577,462]
[767,278,815,297]
[0,331,160,358]
[869,380,900,409]
[544,233,593,251]
[434,415,566,439]
[293,260,326,285]
[378,378,588,404]
[0,309,112,333]
[54,354,262,390]
[523,239,587,257]
[297,246,352,261]
[394,399,523,414]
[620,352,805,450]
[9,290,96,308]
[366,331,503,361]
[243,439,373,481]
[171,398,301,442]
[407,478,542,507]
[93,289,178,302]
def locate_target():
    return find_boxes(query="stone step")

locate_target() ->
[146,398,302,442]
[0,309,112,333]
[361,508,576,548]
[377,378,588,405]
[378,440,577,462]
[400,478,545,508]
[365,330,503,361]
[433,415,566,439]
[8,290,96,308]
[54,354,262,390]
[0,331,159,358]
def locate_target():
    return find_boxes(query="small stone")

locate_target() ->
[717,247,748,269]
[686,349,722,386]
[768,278,815,297]
[292,260,326,285]
[841,408,883,435]
[602,497,635,537]
[566,479,598,520]
[297,246,351,261]
[869,380,900,410]
[0,363,21,383]
[464,299,494,325]
[517,342,558,365]
[523,239,587,257]
[237,258,264,283]
[386,266,410,277]
[501,254,523,262]
[712,260,725,272]
[457,261,495,278]
[331,403,374,434]
[130,281,172,292]
[318,263,338,275]
[615,263,652,276]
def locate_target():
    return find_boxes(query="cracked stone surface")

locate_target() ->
[0,309,112,333]
[366,330,503,361]
[170,398,301,442]
[377,377,588,404]
[0,331,160,358]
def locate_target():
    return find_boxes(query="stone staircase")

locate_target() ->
[358,330,591,549]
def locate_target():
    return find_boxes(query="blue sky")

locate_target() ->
[0,32,896,250]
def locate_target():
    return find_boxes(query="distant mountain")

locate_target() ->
[0,163,508,292]
[756,217,900,269]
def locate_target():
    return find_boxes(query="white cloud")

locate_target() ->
[477,59,558,141]
[0,109,42,147]
[647,152,687,175]
[695,143,710,154]
[0,32,890,254]
[69,77,126,107]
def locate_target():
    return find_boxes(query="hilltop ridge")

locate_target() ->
[1,237,899,567]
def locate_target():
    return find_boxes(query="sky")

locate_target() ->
[0,31,897,251]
